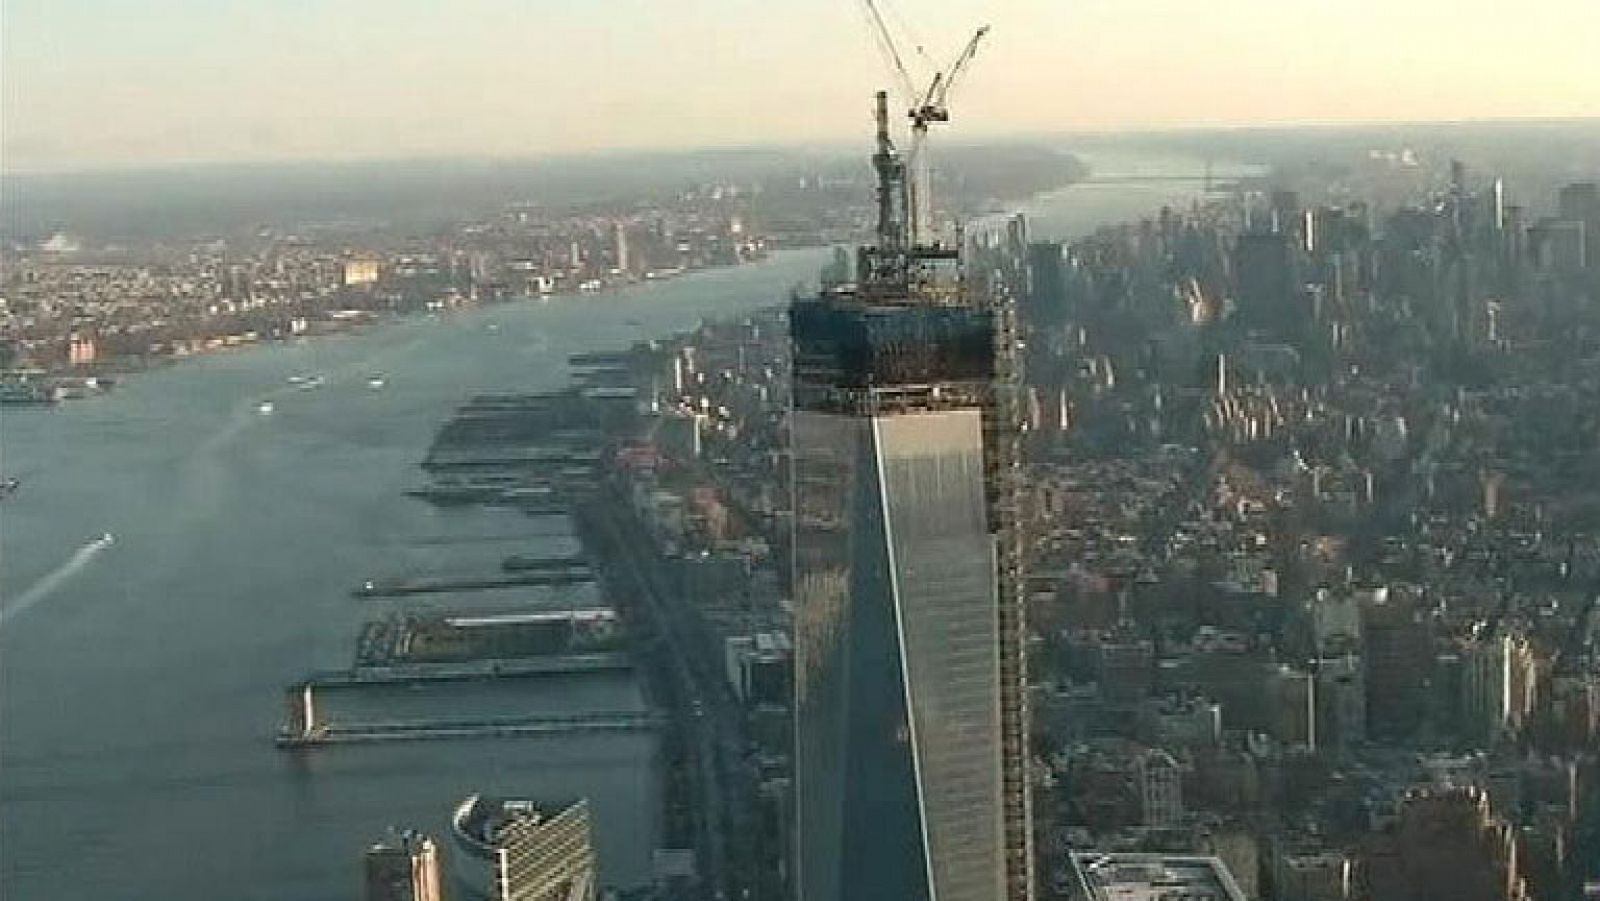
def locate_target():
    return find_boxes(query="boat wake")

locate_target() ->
[0,533,115,628]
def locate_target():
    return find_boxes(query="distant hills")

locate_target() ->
[0,143,1086,243]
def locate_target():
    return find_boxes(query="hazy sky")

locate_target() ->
[4,0,1597,172]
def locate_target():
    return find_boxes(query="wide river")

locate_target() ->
[0,151,1230,899]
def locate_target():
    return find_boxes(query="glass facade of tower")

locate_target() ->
[792,291,1012,901]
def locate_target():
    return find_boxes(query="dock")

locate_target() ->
[501,553,588,572]
[277,710,664,748]
[352,570,593,598]
[309,652,632,686]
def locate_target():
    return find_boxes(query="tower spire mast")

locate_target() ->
[872,90,905,253]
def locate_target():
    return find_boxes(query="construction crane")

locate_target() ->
[859,0,989,247]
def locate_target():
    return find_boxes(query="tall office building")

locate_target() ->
[1024,240,1068,325]
[789,92,1030,901]
[1233,230,1303,339]
[613,221,631,274]
[1361,589,1431,740]
[1559,181,1600,270]
[365,830,444,901]
[450,795,596,901]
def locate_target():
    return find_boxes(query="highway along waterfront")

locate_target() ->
[0,152,1231,901]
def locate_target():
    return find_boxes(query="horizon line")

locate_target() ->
[6,114,1598,179]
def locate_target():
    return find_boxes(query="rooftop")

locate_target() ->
[450,794,586,853]
[1065,853,1248,901]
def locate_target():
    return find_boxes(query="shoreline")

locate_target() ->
[1,153,1111,408]
[1,250,802,406]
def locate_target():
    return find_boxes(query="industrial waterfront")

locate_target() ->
[0,153,1222,901]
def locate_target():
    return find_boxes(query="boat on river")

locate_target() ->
[0,383,57,406]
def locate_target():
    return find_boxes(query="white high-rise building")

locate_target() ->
[450,795,596,901]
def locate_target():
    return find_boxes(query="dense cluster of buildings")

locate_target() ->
[574,143,1600,900]
[0,188,765,391]
[1014,154,1600,899]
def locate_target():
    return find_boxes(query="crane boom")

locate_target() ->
[917,72,945,116]
[932,24,989,111]
[859,0,918,103]
[854,1,990,247]
[904,24,989,245]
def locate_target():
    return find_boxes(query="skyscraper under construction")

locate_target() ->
[790,92,1031,901]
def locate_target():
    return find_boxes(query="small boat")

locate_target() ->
[0,477,19,500]
[100,532,115,546]
[367,374,387,389]
[0,383,57,406]
[257,400,276,415]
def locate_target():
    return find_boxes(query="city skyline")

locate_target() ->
[4,0,1598,173]
[4,0,1600,896]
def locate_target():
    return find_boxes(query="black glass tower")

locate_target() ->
[790,92,1031,901]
